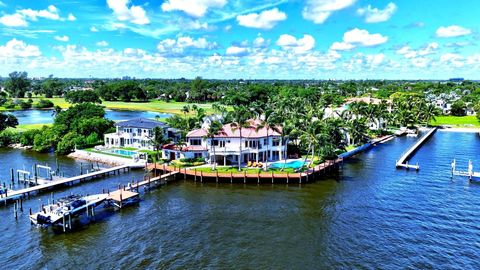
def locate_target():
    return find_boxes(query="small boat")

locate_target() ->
[394,127,407,136]
[30,194,108,226]
[406,129,418,137]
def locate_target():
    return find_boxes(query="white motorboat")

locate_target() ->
[30,194,108,226]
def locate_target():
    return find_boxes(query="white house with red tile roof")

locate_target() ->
[162,119,286,165]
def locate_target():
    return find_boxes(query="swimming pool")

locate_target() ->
[269,160,306,169]
[108,149,137,157]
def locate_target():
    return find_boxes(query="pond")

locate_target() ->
[8,109,171,125]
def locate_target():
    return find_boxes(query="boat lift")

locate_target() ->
[451,159,480,181]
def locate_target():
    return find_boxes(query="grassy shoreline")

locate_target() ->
[10,97,216,115]
[430,115,480,128]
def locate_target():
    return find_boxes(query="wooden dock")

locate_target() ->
[148,159,342,184]
[107,171,179,208]
[396,127,437,170]
[0,164,135,204]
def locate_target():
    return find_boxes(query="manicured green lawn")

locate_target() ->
[430,116,480,127]
[8,123,52,132]
[13,97,215,115]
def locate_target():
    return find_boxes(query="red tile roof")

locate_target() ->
[187,119,282,139]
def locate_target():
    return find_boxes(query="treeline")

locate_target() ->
[0,103,113,154]
[3,71,480,106]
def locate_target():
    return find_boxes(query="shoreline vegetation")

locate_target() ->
[1,75,480,173]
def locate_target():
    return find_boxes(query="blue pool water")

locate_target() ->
[109,149,137,157]
[269,160,306,169]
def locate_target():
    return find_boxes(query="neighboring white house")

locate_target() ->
[163,119,287,164]
[104,118,177,150]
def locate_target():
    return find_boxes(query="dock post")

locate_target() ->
[287,172,289,184]
[216,171,218,183]
[230,172,233,183]
[14,202,18,219]
[184,168,187,180]
[272,172,274,184]
[200,172,203,183]
[80,163,83,175]
[244,171,246,184]
[68,214,72,230]
[10,168,14,186]
[62,214,66,232]
[120,193,123,209]
[20,198,23,212]
[257,171,260,184]
[194,169,197,182]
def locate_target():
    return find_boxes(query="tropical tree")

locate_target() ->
[255,106,279,171]
[149,126,169,161]
[204,120,223,170]
[229,106,251,171]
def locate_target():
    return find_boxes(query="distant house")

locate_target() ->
[163,119,286,164]
[104,118,178,150]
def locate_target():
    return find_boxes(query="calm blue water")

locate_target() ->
[1,131,480,269]
[9,109,171,125]
[269,160,306,169]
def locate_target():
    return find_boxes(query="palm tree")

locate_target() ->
[204,120,223,170]
[149,126,169,162]
[181,105,190,117]
[229,106,251,171]
[255,107,279,171]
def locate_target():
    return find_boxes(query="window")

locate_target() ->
[137,128,142,134]
[190,139,202,146]
[194,153,203,158]
[272,138,280,146]
[264,139,267,145]
[212,140,225,147]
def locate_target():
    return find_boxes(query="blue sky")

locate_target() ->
[0,0,478,79]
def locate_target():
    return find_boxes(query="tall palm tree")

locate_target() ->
[255,107,279,171]
[149,126,169,161]
[181,105,190,117]
[229,106,251,171]
[204,120,223,170]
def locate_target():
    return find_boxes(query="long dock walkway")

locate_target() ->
[396,127,437,170]
[1,164,136,204]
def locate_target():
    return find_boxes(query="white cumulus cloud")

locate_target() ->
[236,8,287,30]
[330,41,354,51]
[357,2,397,23]
[302,0,356,24]
[276,34,315,54]
[226,46,248,56]
[436,25,471,38]
[54,35,69,42]
[0,13,27,27]
[107,0,150,25]
[330,28,387,51]
[157,36,216,54]
[96,41,109,47]
[67,13,76,21]
[161,0,227,18]
[90,26,99,32]
[0,39,41,57]
[343,28,388,46]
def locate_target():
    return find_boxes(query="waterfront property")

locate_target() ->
[104,118,179,151]
[162,119,286,164]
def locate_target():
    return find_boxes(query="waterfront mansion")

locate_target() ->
[104,118,178,150]
[162,119,287,164]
